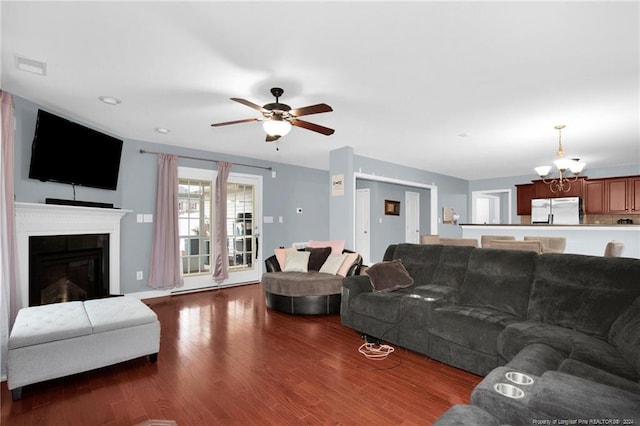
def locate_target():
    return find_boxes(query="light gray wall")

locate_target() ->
[356,179,432,262]
[353,155,469,238]
[13,96,330,294]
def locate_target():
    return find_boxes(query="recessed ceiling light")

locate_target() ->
[457,132,471,138]
[154,127,170,134]
[98,96,122,105]
[15,56,47,76]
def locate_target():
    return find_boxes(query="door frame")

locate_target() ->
[174,167,263,294]
[353,172,437,251]
[471,189,512,224]
[405,191,420,243]
[355,188,371,265]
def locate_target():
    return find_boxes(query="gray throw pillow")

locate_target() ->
[366,259,414,292]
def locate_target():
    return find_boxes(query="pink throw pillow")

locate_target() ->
[308,240,345,254]
[337,253,359,277]
[274,248,296,270]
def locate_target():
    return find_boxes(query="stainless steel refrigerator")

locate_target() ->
[531,197,583,224]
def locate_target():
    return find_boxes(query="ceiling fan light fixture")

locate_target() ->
[263,117,291,137]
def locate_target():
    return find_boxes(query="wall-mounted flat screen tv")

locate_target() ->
[28,109,123,190]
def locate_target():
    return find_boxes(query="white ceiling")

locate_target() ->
[2,1,638,180]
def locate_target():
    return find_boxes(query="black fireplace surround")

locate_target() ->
[29,234,110,306]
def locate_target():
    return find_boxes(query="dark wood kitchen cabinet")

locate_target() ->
[607,176,640,214]
[516,183,535,215]
[584,179,605,214]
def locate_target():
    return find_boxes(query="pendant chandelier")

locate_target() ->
[534,125,586,193]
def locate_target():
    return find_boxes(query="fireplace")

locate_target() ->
[15,202,130,309]
[29,234,110,306]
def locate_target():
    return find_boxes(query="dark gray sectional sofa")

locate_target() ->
[340,243,640,425]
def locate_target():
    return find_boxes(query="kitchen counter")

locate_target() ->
[460,224,640,259]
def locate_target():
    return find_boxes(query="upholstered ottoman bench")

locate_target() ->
[8,296,160,400]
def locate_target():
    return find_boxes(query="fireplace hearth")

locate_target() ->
[29,234,110,306]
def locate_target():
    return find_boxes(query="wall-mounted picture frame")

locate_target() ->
[385,200,400,216]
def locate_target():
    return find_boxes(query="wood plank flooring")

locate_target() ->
[1,284,482,425]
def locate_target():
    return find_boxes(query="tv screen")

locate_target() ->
[28,109,123,190]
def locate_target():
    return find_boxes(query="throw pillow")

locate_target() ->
[366,259,414,292]
[283,250,310,272]
[308,239,345,254]
[275,247,296,270]
[319,253,349,275]
[337,252,359,277]
[305,247,332,271]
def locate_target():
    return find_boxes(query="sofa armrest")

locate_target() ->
[341,275,373,327]
[342,275,373,295]
[264,255,281,272]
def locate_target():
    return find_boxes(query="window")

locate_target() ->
[227,183,255,270]
[178,178,211,275]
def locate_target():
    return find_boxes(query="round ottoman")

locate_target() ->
[261,271,344,315]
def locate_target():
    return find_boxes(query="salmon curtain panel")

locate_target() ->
[1,91,21,379]
[213,162,231,283]
[147,154,184,289]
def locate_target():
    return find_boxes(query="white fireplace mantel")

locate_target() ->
[15,202,131,308]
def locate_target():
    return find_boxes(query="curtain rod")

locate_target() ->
[139,149,272,171]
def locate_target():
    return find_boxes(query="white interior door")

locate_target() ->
[405,191,420,244]
[355,189,371,265]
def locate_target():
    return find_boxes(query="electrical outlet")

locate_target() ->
[136,271,143,280]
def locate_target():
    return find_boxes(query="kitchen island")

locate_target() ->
[460,224,640,259]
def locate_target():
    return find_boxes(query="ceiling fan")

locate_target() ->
[211,87,335,142]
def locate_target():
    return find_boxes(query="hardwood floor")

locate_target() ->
[1,284,482,425]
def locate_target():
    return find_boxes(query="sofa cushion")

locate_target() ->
[349,291,409,323]
[8,301,92,349]
[366,259,414,292]
[498,321,639,381]
[261,271,343,297]
[430,245,474,292]
[83,297,158,334]
[609,295,640,375]
[391,243,443,286]
[558,358,640,394]
[529,371,640,422]
[527,253,640,340]
[458,248,536,317]
[429,305,521,355]
[304,246,332,271]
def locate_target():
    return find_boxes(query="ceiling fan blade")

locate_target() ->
[266,134,280,142]
[231,98,268,113]
[289,103,333,117]
[291,119,335,136]
[211,118,260,127]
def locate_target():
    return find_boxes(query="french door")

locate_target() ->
[177,167,262,292]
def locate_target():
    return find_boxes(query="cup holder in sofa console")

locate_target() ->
[505,371,534,386]
[494,383,525,399]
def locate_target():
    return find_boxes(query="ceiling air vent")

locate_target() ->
[15,56,47,76]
